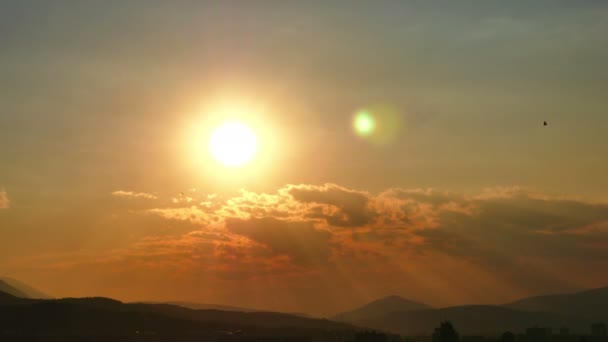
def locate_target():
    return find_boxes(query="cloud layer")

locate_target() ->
[10,184,608,315]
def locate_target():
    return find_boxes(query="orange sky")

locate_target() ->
[1,1,608,316]
[2,184,608,316]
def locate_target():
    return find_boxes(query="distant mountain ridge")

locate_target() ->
[139,301,260,313]
[0,289,357,340]
[0,280,29,298]
[333,295,432,322]
[505,286,608,321]
[138,301,312,318]
[3,276,608,337]
[0,277,52,299]
[0,289,31,305]
[355,305,591,336]
[334,286,608,335]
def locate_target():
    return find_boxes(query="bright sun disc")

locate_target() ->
[209,122,257,167]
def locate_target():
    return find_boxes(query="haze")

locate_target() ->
[1,1,607,317]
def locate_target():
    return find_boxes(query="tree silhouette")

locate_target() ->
[354,330,387,342]
[433,321,460,342]
[502,331,515,342]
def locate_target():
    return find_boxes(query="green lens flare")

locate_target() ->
[353,111,375,136]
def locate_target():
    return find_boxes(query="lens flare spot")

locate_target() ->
[351,104,404,145]
[353,111,376,137]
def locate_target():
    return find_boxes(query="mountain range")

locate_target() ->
[140,301,311,318]
[333,287,608,335]
[2,277,608,338]
[332,295,432,322]
[505,286,608,320]
[0,277,52,299]
[0,290,356,341]
[138,301,261,313]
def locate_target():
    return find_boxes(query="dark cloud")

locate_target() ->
[287,184,375,227]
[225,217,331,266]
[432,189,597,270]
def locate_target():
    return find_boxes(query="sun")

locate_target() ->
[209,121,258,167]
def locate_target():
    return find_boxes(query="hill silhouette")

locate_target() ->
[0,289,32,305]
[143,301,314,318]
[333,295,432,322]
[141,301,261,313]
[0,277,52,299]
[505,286,608,321]
[4,283,608,338]
[354,305,591,336]
[0,290,357,340]
[332,286,608,335]
[0,280,29,298]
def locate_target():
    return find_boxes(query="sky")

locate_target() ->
[1,1,608,316]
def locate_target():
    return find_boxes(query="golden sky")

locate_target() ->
[1,1,607,316]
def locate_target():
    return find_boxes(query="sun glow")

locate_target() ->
[209,122,258,167]
[183,98,282,184]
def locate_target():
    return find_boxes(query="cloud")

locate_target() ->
[0,188,8,209]
[137,184,608,266]
[20,183,608,313]
[225,217,331,266]
[111,190,157,200]
[285,184,375,227]
[147,206,215,224]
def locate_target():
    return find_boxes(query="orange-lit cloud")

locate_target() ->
[0,188,8,209]
[112,190,158,200]
[107,185,608,290]
[8,184,608,315]
[127,185,608,264]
